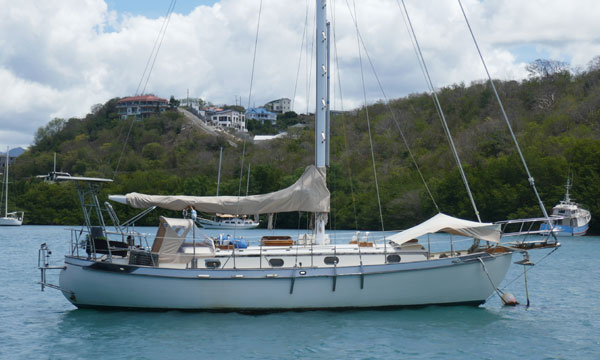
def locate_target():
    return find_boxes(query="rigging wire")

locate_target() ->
[338,0,441,215]
[398,0,481,222]
[306,7,316,115]
[135,0,177,96]
[113,1,176,179]
[346,0,386,240]
[292,0,310,112]
[495,246,559,294]
[246,0,263,110]
[456,0,551,221]
[233,0,264,242]
[395,0,443,213]
[141,3,176,95]
[331,0,359,230]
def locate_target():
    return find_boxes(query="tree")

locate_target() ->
[276,111,299,129]
[222,104,245,113]
[526,59,570,78]
[587,55,600,72]
[169,96,180,107]
[142,142,164,160]
[90,103,103,114]
[34,118,66,147]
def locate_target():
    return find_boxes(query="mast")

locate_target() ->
[216,146,223,196]
[564,176,571,203]
[246,163,251,196]
[314,0,329,244]
[4,148,8,217]
[315,0,328,169]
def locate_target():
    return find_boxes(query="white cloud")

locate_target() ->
[1,0,599,148]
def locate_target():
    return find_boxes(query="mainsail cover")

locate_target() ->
[120,165,329,214]
[387,213,501,246]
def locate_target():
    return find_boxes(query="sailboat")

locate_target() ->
[38,1,559,310]
[194,148,259,230]
[540,177,591,236]
[0,148,24,226]
[196,214,259,230]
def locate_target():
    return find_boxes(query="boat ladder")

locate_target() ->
[37,243,71,294]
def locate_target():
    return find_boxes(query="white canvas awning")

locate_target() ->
[110,165,329,215]
[387,213,501,246]
[152,217,215,264]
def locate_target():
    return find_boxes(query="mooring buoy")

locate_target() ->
[501,292,519,306]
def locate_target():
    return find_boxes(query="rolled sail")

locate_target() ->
[112,165,330,214]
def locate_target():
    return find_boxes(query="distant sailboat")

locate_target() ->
[195,148,259,229]
[0,148,24,226]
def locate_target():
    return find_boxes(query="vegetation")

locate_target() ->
[8,59,600,234]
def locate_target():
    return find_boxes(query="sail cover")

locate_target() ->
[115,165,330,214]
[387,213,501,246]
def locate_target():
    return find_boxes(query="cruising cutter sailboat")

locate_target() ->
[38,1,559,310]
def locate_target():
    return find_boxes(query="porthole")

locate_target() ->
[205,259,221,269]
[387,254,401,263]
[269,258,284,267]
[324,256,339,265]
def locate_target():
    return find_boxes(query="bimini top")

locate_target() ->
[109,165,329,215]
[387,213,502,246]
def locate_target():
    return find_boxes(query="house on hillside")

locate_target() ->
[264,98,291,114]
[245,107,277,124]
[210,109,246,131]
[116,95,169,119]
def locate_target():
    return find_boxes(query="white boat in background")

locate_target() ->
[540,178,591,236]
[196,214,259,230]
[192,149,259,230]
[38,1,560,311]
[0,148,23,226]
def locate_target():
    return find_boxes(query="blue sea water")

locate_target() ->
[1,225,598,359]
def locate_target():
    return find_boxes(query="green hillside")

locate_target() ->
[9,61,600,233]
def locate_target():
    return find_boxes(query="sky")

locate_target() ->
[1,0,600,149]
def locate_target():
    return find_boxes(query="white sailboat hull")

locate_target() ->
[59,252,512,310]
[0,216,22,226]
[197,218,259,230]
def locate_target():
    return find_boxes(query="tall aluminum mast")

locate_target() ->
[315,0,328,169]
[314,0,329,244]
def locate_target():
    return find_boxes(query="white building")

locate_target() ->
[253,133,287,142]
[116,95,169,119]
[210,109,246,131]
[264,98,291,113]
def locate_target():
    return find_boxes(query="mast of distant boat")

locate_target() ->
[314,0,330,244]
[246,163,251,196]
[216,146,223,196]
[564,176,572,203]
[4,148,8,218]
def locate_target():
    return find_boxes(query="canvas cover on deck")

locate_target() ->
[119,165,329,214]
[387,213,501,246]
[152,216,214,264]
